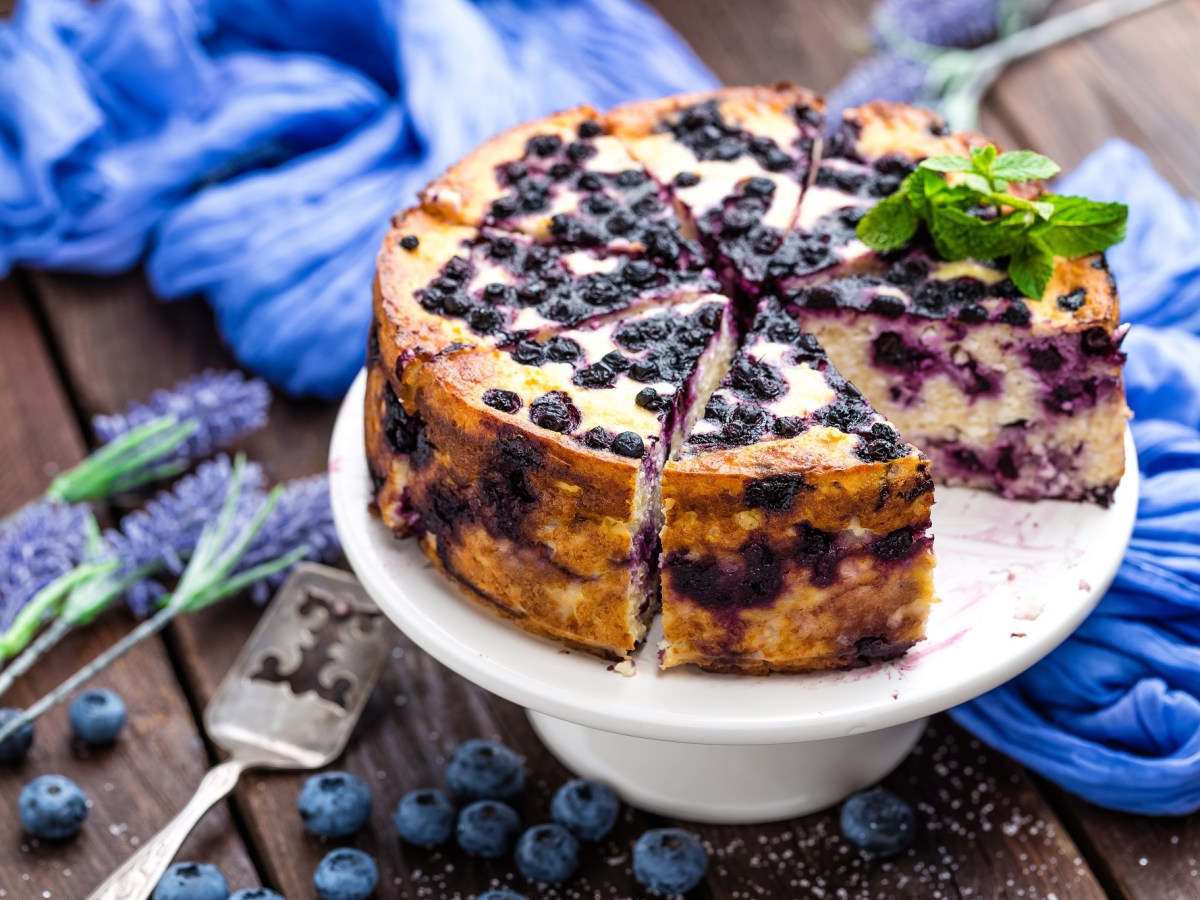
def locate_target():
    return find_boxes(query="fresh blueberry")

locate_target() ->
[313,848,378,900]
[515,823,580,883]
[395,788,455,847]
[477,891,528,900]
[632,828,707,895]
[152,862,229,900]
[18,774,89,840]
[68,688,127,744]
[456,800,521,858]
[298,771,372,839]
[839,786,916,857]
[551,779,620,841]
[446,739,525,801]
[0,708,34,763]
[230,892,284,900]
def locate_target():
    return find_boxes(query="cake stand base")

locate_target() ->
[527,710,928,824]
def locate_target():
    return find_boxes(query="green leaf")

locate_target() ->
[855,191,919,252]
[929,207,1025,261]
[1032,195,1129,257]
[1009,242,1057,299]
[920,155,973,173]
[962,173,993,195]
[990,150,1062,182]
[970,144,997,175]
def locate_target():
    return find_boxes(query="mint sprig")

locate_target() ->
[856,147,1128,299]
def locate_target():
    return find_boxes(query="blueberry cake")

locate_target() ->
[660,299,936,673]
[367,87,1129,671]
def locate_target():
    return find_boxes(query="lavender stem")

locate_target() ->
[0,618,73,700]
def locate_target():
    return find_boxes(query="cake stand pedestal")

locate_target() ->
[330,371,1137,824]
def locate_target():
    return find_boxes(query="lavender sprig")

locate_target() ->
[236,474,338,603]
[0,502,92,636]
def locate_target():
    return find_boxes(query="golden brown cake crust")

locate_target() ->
[844,100,989,162]
[606,83,823,137]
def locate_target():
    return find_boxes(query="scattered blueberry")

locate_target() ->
[395,788,455,847]
[446,739,525,801]
[633,828,707,895]
[551,779,620,841]
[456,800,521,858]
[68,688,127,745]
[298,771,373,839]
[477,891,528,900]
[230,891,284,900]
[515,823,581,883]
[0,708,33,763]
[314,848,378,900]
[19,774,89,840]
[839,786,916,857]
[152,862,229,900]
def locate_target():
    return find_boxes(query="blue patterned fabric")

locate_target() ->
[951,141,1200,815]
[0,0,717,396]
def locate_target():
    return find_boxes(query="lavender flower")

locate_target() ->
[235,475,339,603]
[93,370,270,470]
[0,502,90,631]
[873,0,1005,49]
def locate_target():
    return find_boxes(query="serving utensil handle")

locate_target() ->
[86,757,250,900]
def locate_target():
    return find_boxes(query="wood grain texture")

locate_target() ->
[0,281,260,899]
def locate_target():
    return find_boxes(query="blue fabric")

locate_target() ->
[0,0,717,396]
[951,141,1200,815]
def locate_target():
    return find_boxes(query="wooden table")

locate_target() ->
[2,1,1199,897]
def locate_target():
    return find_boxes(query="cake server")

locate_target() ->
[88,563,393,900]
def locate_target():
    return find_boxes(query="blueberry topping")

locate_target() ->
[1080,327,1113,356]
[870,527,918,561]
[68,688,126,745]
[1057,288,1088,312]
[483,389,522,413]
[515,823,581,884]
[152,863,228,900]
[395,789,455,848]
[573,362,617,389]
[674,171,700,187]
[633,828,709,895]
[551,779,620,842]
[491,196,519,220]
[1028,345,1065,371]
[616,169,648,188]
[743,176,776,197]
[856,422,907,463]
[704,393,733,422]
[868,294,907,318]
[999,299,1032,326]
[605,211,636,235]
[636,387,672,413]
[298,771,372,839]
[0,708,34,764]
[527,134,563,158]
[566,141,595,163]
[447,739,525,801]
[816,400,872,433]
[956,302,989,324]
[744,474,808,511]
[728,355,786,401]
[582,426,612,449]
[840,786,917,858]
[489,236,516,259]
[611,431,646,459]
[313,848,378,900]
[773,415,806,437]
[399,235,419,251]
[19,775,89,841]
[456,800,521,858]
[545,336,583,363]
[872,332,925,373]
[512,340,547,366]
[577,119,603,139]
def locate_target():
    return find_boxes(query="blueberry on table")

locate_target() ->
[551,779,620,841]
[298,771,372,838]
[230,891,284,900]
[18,774,89,840]
[839,786,916,857]
[395,788,455,847]
[314,848,378,900]
[68,688,127,744]
[152,862,229,900]
[456,800,521,858]
[0,708,34,763]
[632,828,708,895]
[478,891,528,900]
[446,738,525,801]
[515,823,581,883]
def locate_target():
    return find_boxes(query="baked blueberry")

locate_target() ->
[456,800,521,858]
[68,688,126,745]
[0,708,34,763]
[840,786,916,857]
[19,774,89,840]
[551,779,620,841]
[395,788,455,847]
[483,389,522,414]
[514,823,581,883]
[632,828,708,895]
[313,848,378,900]
[399,235,419,251]
[529,392,580,433]
[446,739,525,801]
[611,432,645,459]
[230,891,284,900]
[297,771,372,839]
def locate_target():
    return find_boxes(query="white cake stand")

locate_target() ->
[329,370,1138,823]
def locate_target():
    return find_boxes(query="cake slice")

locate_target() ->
[659,298,936,673]
[607,85,823,290]
[420,106,701,267]
[395,294,737,660]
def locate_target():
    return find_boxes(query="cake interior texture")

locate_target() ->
[366,86,1129,672]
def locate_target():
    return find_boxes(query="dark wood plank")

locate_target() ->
[0,280,261,898]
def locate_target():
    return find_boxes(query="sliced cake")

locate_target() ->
[396,295,736,659]
[608,84,823,290]
[659,298,936,673]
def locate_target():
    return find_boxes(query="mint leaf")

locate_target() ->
[920,156,974,173]
[990,150,1062,182]
[1031,195,1128,257]
[1009,242,1056,299]
[930,206,1024,261]
[856,191,919,252]
[970,144,997,175]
